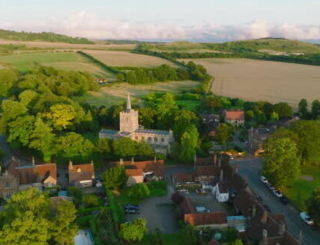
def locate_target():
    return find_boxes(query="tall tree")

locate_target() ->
[298,99,309,119]
[179,125,199,162]
[51,200,78,245]
[29,117,56,162]
[119,218,148,242]
[135,141,154,156]
[215,123,234,150]
[273,102,292,119]
[48,104,77,131]
[0,69,18,97]
[311,100,320,119]
[113,137,137,157]
[128,183,151,200]
[263,137,300,187]
[8,115,35,146]
[101,166,128,190]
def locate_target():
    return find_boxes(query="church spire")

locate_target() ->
[126,93,132,111]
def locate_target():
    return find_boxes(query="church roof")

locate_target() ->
[99,129,118,135]
[135,128,171,136]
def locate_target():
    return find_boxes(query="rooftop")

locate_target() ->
[184,212,227,226]
[224,110,245,120]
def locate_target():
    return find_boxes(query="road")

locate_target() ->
[232,157,320,245]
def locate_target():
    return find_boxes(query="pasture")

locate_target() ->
[181,58,320,108]
[0,39,135,50]
[78,80,200,107]
[0,51,114,78]
[84,50,177,67]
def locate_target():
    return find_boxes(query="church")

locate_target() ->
[99,94,174,156]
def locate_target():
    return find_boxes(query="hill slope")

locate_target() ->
[0,29,93,44]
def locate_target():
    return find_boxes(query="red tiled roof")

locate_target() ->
[179,197,196,215]
[184,212,227,226]
[218,182,229,193]
[35,164,57,182]
[196,166,220,177]
[173,172,194,183]
[110,160,164,177]
[68,163,95,183]
[225,110,245,120]
[125,169,143,177]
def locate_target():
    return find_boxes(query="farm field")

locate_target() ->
[180,58,320,108]
[0,51,114,77]
[84,50,177,67]
[0,39,135,50]
[77,80,200,107]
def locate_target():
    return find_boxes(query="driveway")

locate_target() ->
[232,157,320,245]
[126,165,194,233]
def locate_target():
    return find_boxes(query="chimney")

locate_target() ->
[131,157,134,164]
[32,156,35,165]
[194,155,197,164]
[260,229,268,245]
[154,156,157,163]
[120,158,124,165]
[214,154,217,165]
[91,160,94,166]
[251,205,257,218]
[220,170,224,181]
[69,160,73,170]
[261,210,268,224]
[218,155,221,167]
[278,222,285,235]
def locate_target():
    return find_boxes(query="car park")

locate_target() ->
[272,189,283,198]
[260,176,268,184]
[300,212,314,225]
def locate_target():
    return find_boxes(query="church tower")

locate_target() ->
[119,94,139,133]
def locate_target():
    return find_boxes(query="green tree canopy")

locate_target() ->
[101,166,128,190]
[179,125,199,162]
[0,69,18,97]
[298,99,309,119]
[113,137,137,157]
[215,123,234,150]
[306,188,320,224]
[119,218,148,242]
[273,102,292,119]
[263,137,301,187]
[128,183,151,200]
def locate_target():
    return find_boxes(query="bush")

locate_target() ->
[83,194,100,208]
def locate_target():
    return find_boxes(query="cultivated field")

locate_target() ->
[180,58,320,108]
[84,50,177,67]
[78,80,200,107]
[0,51,114,78]
[0,39,135,50]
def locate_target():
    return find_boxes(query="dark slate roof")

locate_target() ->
[99,129,118,135]
[135,128,171,136]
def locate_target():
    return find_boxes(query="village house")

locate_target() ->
[0,167,19,201]
[201,114,220,136]
[99,94,174,156]
[223,109,245,127]
[68,160,95,187]
[248,126,277,156]
[184,211,228,230]
[110,158,164,186]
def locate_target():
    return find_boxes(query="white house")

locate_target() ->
[211,182,229,202]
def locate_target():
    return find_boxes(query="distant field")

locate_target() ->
[84,50,177,67]
[0,39,135,50]
[78,81,200,107]
[0,52,114,77]
[180,58,320,108]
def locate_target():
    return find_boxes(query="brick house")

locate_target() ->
[68,160,95,187]
[223,110,245,127]
[0,168,19,200]
[125,168,144,186]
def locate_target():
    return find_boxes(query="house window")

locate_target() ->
[154,137,158,142]
[161,138,165,142]
[5,192,12,199]
[5,182,10,188]
[135,136,139,140]
[148,137,152,142]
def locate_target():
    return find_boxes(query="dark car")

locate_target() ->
[280,196,289,205]
[125,208,140,214]
[124,204,140,210]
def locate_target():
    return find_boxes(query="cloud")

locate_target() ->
[1,12,320,41]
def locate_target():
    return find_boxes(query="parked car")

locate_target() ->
[195,189,207,194]
[279,196,289,205]
[260,176,268,184]
[263,204,272,213]
[266,182,275,191]
[125,208,140,214]
[177,189,189,194]
[272,189,283,198]
[124,204,140,210]
[196,207,211,213]
[300,212,314,225]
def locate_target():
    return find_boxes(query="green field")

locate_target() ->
[0,51,115,78]
[77,81,200,107]
[282,165,320,210]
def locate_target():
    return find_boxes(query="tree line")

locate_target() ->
[0,29,93,44]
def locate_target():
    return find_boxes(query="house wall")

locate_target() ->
[216,192,229,202]
[127,176,144,186]
[0,173,19,200]
[226,119,245,127]
[194,223,228,230]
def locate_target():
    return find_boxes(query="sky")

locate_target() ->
[0,0,320,41]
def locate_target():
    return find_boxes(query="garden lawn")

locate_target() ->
[176,100,201,111]
[281,165,320,210]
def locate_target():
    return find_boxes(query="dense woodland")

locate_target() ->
[0,29,93,44]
